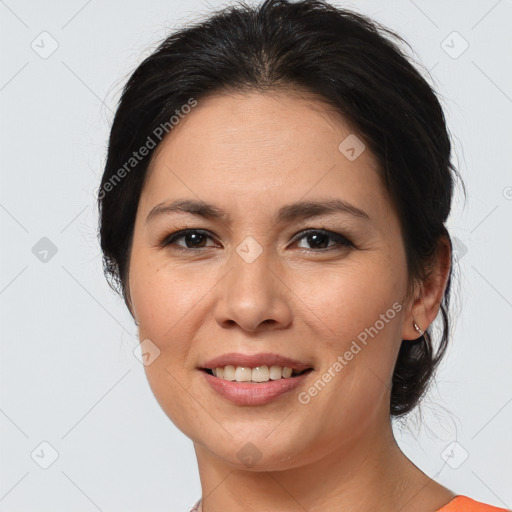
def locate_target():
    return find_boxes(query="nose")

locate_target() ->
[213,246,293,333]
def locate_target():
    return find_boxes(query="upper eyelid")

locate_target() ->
[291,228,350,240]
[162,227,352,247]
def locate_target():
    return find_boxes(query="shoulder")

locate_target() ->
[436,495,510,512]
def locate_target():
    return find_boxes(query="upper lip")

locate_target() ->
[200,352,313,372]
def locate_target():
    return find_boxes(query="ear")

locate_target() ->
[402,236,451,340]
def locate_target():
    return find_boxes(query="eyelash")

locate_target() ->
[158,228,354,252]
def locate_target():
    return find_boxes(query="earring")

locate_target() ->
[412,318,424,336]
[135,319,140,326]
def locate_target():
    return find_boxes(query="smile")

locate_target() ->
[202,365,312,383]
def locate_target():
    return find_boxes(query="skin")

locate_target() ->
[127,90,453,512]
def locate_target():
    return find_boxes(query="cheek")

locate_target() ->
[128,255,206,413]
[292,267,404,434]
[293,255,406,409]
[129,253,216,432]
[130,251,211,338]
[294,256,405,343]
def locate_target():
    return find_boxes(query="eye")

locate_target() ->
[159,229,218,250]
[158,228,354,252]
[292,229,353,251]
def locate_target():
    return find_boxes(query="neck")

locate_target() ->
[192,414,454,512]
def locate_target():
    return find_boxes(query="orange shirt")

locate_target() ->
[190,495,510,511]
[436,495,510,511]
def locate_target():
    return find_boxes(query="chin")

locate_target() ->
[193,424,310,468]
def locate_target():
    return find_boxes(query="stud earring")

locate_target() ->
[135,319,140,326]
[412,317,424,336]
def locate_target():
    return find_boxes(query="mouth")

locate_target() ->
[200,365,314,383]
[199,358,315,405]
[198,352,315,384]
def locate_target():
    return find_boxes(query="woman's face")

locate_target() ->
[128,90,414,469]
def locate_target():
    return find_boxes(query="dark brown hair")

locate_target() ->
[98,0,462,416]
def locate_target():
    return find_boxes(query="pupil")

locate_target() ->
[186,232,205,248]
[308,233,328,249]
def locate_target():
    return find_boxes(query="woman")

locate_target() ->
[97,0,508,510]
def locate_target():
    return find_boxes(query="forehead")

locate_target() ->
[139,90,391,223]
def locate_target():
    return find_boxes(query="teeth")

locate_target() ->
[252,366,269,382]
[223,365,235,381]
[282,367,293,378]
[211,365,299,383]
[269,365,282,380]
[234,366,252,382]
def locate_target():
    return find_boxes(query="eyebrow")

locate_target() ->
[146,198,371,225]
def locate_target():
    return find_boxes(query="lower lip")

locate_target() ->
[200,370,312,406]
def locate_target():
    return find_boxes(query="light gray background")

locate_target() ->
[1,0,511,510]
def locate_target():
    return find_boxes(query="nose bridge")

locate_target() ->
[214,236,292,330]
[229,237,276,303]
